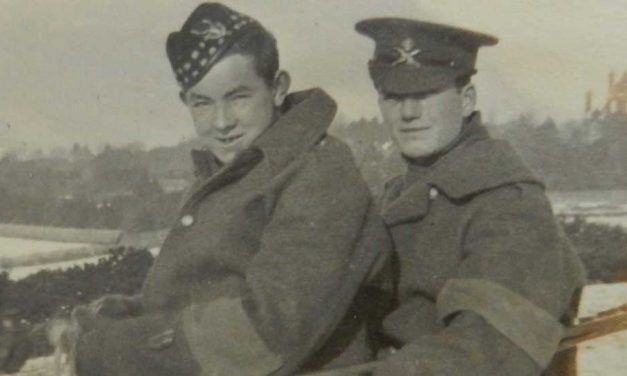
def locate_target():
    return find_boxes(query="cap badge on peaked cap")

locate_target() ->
[393,38,422,67]
[355,18,498,94]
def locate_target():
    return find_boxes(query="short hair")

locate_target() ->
[223,28,279,87]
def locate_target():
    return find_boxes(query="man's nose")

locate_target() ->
[213,103,236,133]
[401,98,422,121]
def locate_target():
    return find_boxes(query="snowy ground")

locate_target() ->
[14,355,62,376]
[584,216,627,229]
[14,283,627,376]
[577,282,627,376]
[0,237,94,260]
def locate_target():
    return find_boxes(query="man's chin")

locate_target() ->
[214,152,235,164]
[399,147,437,160]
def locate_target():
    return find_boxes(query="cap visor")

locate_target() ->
[370,63,457,95]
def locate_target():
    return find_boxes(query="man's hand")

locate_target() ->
[64,294,142,351]
[67,294,142,337]
[89,294,143,320]
[52,294,143,374]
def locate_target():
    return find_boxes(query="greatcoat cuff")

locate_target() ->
[437,278,564,368]
[182,298,283,376]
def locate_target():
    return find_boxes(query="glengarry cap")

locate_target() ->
[167,3,264,93]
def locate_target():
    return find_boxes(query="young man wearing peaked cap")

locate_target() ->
[355,18,586,376]
[65,4,391,375]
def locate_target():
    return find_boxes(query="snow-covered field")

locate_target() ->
[577,283,627,376]
[14,283,627,376]
[549,189,627,230]
[0,236,109,280]
[0,237,94,259]
[585,215,627,229]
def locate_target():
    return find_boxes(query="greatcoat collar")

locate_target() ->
[382,112,541,225]
[184,89,336,210]
[190,88,336,177]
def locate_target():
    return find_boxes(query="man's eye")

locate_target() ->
[192,101,211,108]
[230,94,251,101]
[383,94,402,102]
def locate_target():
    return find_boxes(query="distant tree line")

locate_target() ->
[490,113,627,191]
[0,113,626,229]
[0,144,189,231]
[331,113,627,194]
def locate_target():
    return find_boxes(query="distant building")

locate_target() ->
[586,71,627,118]
[606,71,627,115]
[582,71,627,143]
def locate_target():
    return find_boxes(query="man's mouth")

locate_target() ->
[216,134,244,144]
[400,126,430,133]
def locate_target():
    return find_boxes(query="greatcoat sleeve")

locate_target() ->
[180,140,389,375]
[377,183,585,376]
[75,140,390,376]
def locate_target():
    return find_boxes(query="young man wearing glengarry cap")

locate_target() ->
[64,4,391,375]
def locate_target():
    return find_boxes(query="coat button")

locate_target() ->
[429,187,439,200]
[147,329,175,350]
[180,214,194,227]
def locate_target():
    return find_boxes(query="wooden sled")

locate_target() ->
[301,302,627,376]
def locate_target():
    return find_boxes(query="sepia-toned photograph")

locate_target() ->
[1,1,626,375]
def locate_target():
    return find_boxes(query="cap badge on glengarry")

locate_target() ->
[392,38,422,67]
[190,19,227,40]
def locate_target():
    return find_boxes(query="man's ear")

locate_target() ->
[272,71,291,107]
[460,83,476,117]
[179,90,188,105]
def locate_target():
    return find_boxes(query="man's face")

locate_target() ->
[378,85,466,159]
[184,54,277,164]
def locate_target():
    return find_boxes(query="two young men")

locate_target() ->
[70,4,585,376]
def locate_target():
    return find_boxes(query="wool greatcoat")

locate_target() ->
[374,112,586,376]
[75,89,391,376]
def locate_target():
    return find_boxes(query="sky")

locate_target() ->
[1,0,626,152]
